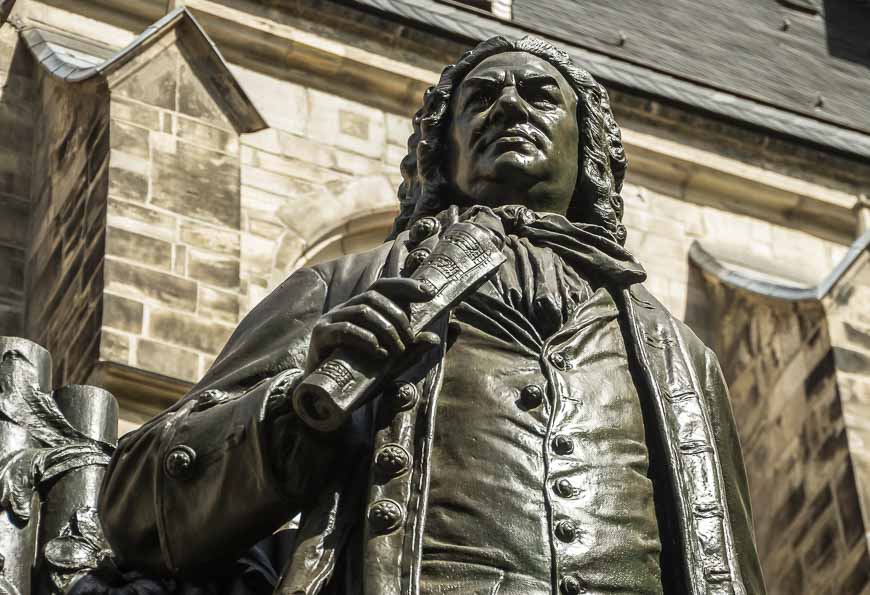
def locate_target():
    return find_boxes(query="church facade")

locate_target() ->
[0,0,869,592]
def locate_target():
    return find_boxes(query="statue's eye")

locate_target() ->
[526,87,559,108]
[470,90,496,108]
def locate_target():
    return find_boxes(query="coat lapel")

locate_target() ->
[622,285,745,595]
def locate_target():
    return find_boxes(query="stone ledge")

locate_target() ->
[175,0,439,117]
[690,230,870,303]
[16,4,267,133]
[624,128,858,245]
[88,359,190,419]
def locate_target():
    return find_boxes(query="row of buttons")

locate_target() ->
[533,374,584,594]
[366,381,421,534]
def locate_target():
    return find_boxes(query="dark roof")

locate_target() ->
[18,7,266,133]
[348,0,870,160]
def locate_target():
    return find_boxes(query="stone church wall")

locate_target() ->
[0,23,33,338]
[102,38,245,386]
[25,67,109,386]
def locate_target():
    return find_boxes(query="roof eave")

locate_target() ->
[19,6,267,133]
[347,0,870,162]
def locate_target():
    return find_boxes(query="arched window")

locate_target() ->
[295,208,397,269]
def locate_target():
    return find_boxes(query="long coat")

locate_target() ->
[99,229,766,595]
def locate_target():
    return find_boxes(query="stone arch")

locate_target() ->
[292,207,397,270]
[271,174,398,280]
[239,175,399,315]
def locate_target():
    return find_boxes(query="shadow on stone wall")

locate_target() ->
[688,240,870,594]
[0,21,34,337]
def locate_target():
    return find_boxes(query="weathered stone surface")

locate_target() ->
[339,109,370,140]
[834,347,870,375]
[230,65,307,135]
[0,244,23,294]
[247,216,284,240]
[836,463,865,548]
[102,292,144,334]
[152,140,240,229]
[307,89,386,159]
[110,120,149,158]
[177,59,231,129]
[107,227,172,270]
[104,258,197,312]
[0,304,21,336]
[173,244,187,276]
[107,198,176,242]
[243,130,335,169]
[113,46,177,111]
[136,338,198,382]
[101,328,131,364]
[187,249,240,289]
[242,146,344,184]
[0,195,27,246]
[180,220,240,255]
[241,232,275,278]
[197,285,238,324]
[148,308,233,354]
[177,115,238,154]
[241,165,319,198]
[334,149,383,176]
[272,231,306,279]
[111,98,161,131]
[109,165,148,202]
[385,112,411,147]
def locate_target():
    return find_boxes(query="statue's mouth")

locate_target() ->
[481,126,541,151]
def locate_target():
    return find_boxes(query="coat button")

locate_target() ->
[192,389,224,412]
[554,478,575,498]
[164,445,196,479]
[549,352,568,370]
[403,247,430,275]
[375,444,410,477]
[390,382,418,410]
[552,435,575,455]
[555,519,579,542]
[560,574,585,594]
[369,499,403,533]
[520,384,544,408]
[409,216,440,243]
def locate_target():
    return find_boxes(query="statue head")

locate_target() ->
[389,36,627,244]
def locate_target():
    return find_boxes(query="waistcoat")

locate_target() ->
[420,287,663,594]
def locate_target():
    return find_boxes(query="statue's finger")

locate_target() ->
[345,291,413,345]
[371,277,435,302]
[415,331,441,346]
[315,321,388,361]
[327,305,406,357]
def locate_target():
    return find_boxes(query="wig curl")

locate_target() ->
[387,36,628,244]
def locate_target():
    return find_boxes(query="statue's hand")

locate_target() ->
[305,277,438,374]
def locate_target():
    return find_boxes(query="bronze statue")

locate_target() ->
[99,36,766,595]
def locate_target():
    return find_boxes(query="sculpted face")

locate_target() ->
[445,51,580,215]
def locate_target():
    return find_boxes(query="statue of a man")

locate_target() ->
[99,37,765,595]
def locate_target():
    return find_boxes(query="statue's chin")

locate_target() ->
[487,150,543,185]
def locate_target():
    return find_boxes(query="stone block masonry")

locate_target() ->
[694,243,870,594]
[26,70,109,386]
[15,14,263,401]
[101,40,245,385]
[0,22,34,337]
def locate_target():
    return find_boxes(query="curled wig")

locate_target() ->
[387,36,628,244]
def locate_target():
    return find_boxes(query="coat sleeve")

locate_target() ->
[701,347,767,595]
[98,267,341,577]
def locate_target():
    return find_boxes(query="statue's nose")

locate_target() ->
[490,86,528,123]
